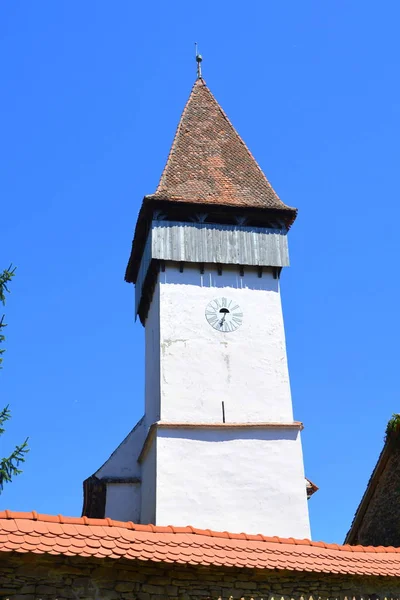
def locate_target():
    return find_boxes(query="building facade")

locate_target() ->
[83,76,313,539]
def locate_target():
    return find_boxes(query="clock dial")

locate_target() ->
[205,297,243,332]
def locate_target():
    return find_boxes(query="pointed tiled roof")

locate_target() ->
[151,78,295,214]
[125,78,297,285]
[1,511,400,575]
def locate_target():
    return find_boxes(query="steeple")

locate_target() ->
[83,75,312,539]
[125,79,296,286]
[154,79,296,220]
[154,79,295,214]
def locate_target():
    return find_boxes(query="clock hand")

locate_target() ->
[219,313,227,327]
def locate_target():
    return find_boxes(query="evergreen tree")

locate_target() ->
[0,267,28,493]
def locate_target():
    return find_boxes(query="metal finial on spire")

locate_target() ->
[195,42,203,79]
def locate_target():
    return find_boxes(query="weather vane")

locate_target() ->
[195,42,203,79]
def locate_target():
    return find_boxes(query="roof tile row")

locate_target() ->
[0,511,400,576]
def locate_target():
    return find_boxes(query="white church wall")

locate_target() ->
[157,264,294,424]
[140,438,157,524]
[105,483,141,522]
[95,417,146,479]
[155,426,311,539]
[145,284,161,425]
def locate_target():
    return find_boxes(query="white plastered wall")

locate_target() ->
[141,262,310,537]
[146,264,293,424]
[155,426,310,538]
[105,483,141,522]
[95,418,146,523]
[140,437,157,524]
[145,285,161,424]
[95,417,146,480]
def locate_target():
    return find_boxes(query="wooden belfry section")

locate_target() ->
[125,78,297,323]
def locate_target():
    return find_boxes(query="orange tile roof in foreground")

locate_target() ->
[1,511,400,576]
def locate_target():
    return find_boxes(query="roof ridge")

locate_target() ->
[1,510,399,553]
[154,79,200,197]
[199,82,288,208]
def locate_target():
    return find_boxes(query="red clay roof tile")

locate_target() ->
[0,511,400,576]
[153,79,295,215]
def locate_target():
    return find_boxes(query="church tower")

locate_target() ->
[83,75,313,539]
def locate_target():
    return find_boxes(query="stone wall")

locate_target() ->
[355,442,400,546]
[0,553,399,600]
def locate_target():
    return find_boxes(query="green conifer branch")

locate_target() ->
[0,405,11,436]
[0,266,29,493]
[0,437,29,491]
[0,266,15,369]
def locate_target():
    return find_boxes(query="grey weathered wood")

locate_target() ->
[135,220,290,316]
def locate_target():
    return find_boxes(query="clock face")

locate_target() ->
[205,297,243,332]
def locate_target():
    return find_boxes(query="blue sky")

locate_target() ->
[1,1,399,543]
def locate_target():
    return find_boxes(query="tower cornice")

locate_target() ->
[138,421,304,464]
[125,196,295,286]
